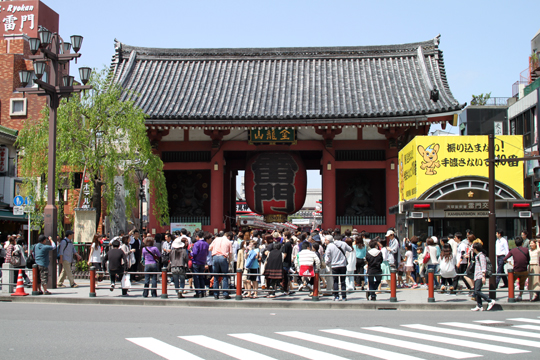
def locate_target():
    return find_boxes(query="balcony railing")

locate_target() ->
[482,97,511,106]
[170,216,210,225]
[336,215,386,225]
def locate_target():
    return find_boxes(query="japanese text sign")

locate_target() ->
[249,128,296,145]
[398,135,524,202]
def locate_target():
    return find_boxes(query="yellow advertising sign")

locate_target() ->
[398,135,524,201]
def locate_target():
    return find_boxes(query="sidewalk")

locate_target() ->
[2,279,539,310]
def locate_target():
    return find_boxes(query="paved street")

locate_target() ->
[1,303,539,360]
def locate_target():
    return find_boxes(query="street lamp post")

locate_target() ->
[135,169,147,235]
[17,27,92,288]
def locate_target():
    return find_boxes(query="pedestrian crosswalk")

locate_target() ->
[126,317,540,359]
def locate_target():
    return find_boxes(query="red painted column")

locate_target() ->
[321,150,336,230]
[386,147,398,229]
[211,149,225,233]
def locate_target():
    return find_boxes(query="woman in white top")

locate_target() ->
[403,243,416,288]
[529,238,540,302]
[344,238,357,292]
[423,237,440,287]
[88,234,103,281]
[439,243,457,294]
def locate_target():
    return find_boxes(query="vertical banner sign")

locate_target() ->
[76,169,94,210]
[0,146,8,172]
[398,135,524,202]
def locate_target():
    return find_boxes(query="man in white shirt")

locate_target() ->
[385,230,399,269]
[495,229,509,288]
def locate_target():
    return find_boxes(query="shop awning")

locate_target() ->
[0,209,28,222]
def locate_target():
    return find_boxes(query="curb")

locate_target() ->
[2,295,540,311]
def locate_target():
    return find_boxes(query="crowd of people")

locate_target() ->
[2,226,539,310]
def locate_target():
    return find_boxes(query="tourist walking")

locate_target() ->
[471,242,496,311]
[528,237,540,301]
[142,237,161,298]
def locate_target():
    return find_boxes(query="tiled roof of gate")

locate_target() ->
[110,36,464,121]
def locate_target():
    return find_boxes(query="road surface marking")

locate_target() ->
[365,326,527,354]
[473,320,504,324]
[403,324,540,349]
[441,322,540,339]
[126,337,203,360]
[514,324,540,331]
[180,335,276,360]
[230,333,350,360]
[507,317,540,324]
[277,331,425,360]
[321,329,480,359]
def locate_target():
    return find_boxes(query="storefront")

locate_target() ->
[394,135,529,252]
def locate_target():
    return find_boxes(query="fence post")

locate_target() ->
[161,267,168,299]
[312,269,320,301]
[32,264,40,295]
[507,268,515,303]
[235,269,243,300]
[427,268,435,302]
[89,266,96,298]
[390,268,397,302]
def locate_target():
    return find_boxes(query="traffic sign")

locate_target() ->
[24,196,34,205]
[13,206,24,216]
[13,195,24,206]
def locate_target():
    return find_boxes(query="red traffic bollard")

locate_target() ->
[427,268,435,303]
[161,267,168,299]
[235,269,243,300]
[32,264,40,295]
[508,268,515,303]
[89,266,96,298]
[390,268,397,302]
[312,269,320,301]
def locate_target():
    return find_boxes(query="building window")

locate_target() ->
[509,107,536,148]
[9,98,27,116]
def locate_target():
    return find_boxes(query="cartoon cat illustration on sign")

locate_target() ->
[418,143,440,175]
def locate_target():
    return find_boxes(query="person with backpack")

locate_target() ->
[169,238,189,299]
[503,237,530,301]
[57,230,81,288]
[471,242,496,311]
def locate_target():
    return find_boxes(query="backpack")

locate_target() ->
[485,256,493,278]
[57,239,67,260]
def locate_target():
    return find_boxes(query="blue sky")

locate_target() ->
[41,0,540,189]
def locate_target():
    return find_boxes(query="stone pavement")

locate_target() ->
[2,278,539,310]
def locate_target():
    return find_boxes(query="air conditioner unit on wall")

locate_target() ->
[519,211,532,218]
[410,212,424,219]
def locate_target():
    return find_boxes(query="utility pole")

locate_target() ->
[488,134,496,299]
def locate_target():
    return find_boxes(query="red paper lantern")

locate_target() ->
[245,152,307,223]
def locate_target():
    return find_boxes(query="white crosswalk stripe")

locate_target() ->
[321,329,480,359]
[229,333,350,360]
[180,335,277,360]
[365,326,528,354]
[278,331,425,360]
[402,324,540,349]
[441,322,540,339]
[126,337,204,360]
[514,324,540,331]
[126,318,540,360]
[507,317,540,324]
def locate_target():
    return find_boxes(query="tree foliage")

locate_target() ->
[16,68,169,232]
[470,92,491,106]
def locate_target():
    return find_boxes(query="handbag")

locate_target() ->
[121,274,131,289]
[26,246,36,269]
[423,247,431,264]
[10,251,22,267]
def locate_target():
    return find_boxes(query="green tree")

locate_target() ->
[16,68,169,232]
[470,92,491,106]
